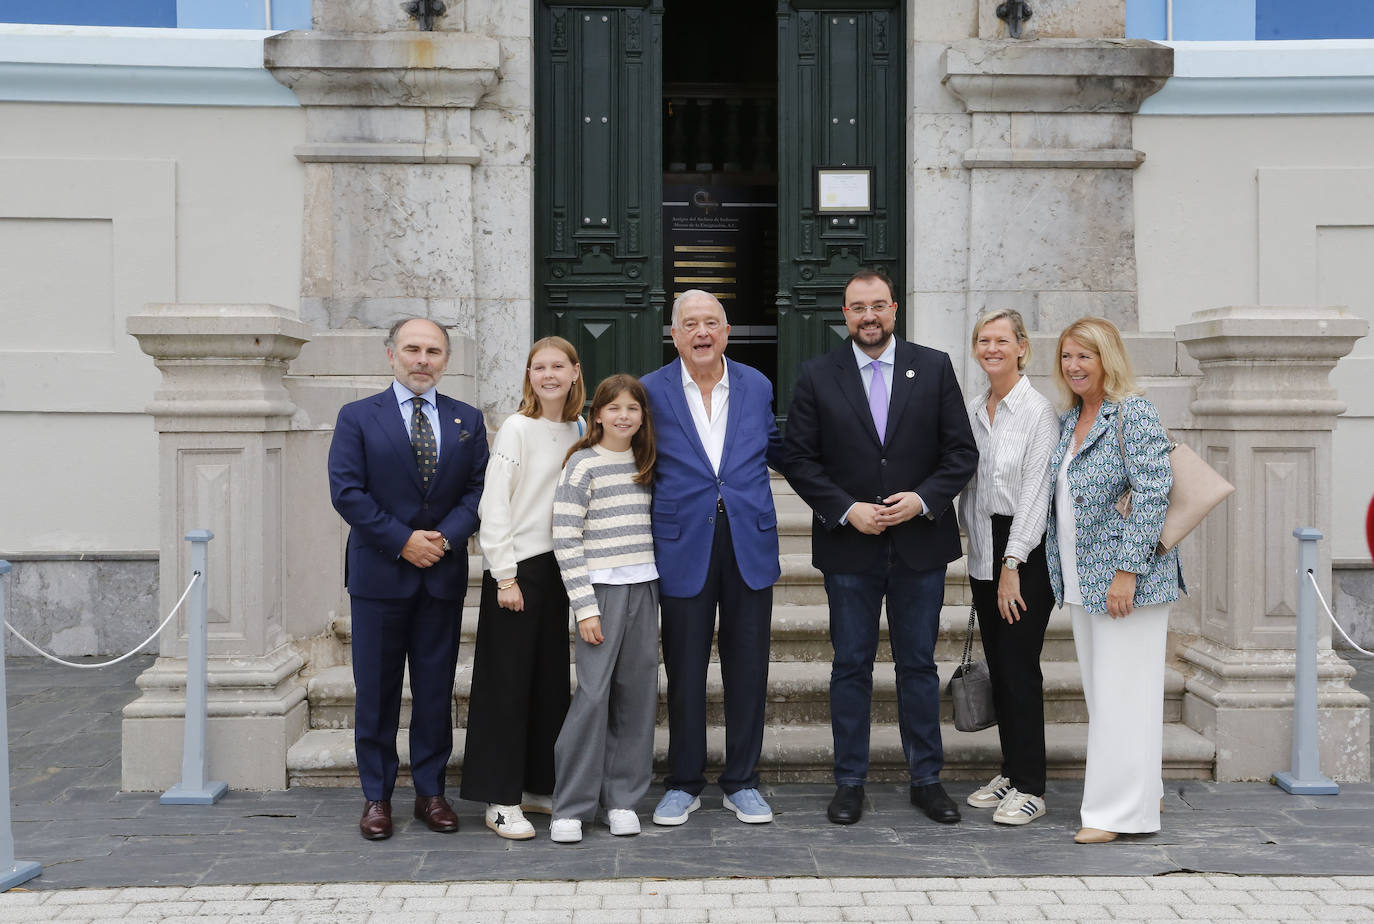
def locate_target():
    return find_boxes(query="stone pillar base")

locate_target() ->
[121,647,307,791]
[1181,638,1370,782]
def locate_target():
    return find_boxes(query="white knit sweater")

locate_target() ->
[477,414,581,581]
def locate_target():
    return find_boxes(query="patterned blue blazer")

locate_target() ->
[1045,396,1183,614]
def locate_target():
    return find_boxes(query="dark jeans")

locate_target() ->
[660,509,772,797]
[825,551,946,787]
[968,514,1054,796]
[460,551,570,805]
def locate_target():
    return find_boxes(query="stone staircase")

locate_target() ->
[286,470,1214,788]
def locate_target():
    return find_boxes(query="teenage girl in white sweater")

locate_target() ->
[460,336,584,839]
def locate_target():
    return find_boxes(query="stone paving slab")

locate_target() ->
[2,875,1372,921]
[3,655,1373,894]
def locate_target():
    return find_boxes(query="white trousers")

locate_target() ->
[1068,602,1169,833]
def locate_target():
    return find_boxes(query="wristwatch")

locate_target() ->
[441,536,452,553]
[1002,557,1020,571]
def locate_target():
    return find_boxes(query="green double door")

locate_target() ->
[535,0,904,417]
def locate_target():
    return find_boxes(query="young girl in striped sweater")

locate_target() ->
[549,374,659,843]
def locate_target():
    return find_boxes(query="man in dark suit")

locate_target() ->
[642,290,784,827]
[328,318,487,840]
[783,270,977,826]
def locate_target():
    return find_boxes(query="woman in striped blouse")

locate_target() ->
[957,309,1060,826]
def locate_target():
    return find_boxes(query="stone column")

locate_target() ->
[938,39,1171,374]
[263,6,499,395]
[1177,306,1371,782]
[123,304,312,791]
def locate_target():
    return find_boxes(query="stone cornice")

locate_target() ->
[1177,306,1369,426]
[264,31,501,108]
[942,38,1173,113]
[127,304,310,429]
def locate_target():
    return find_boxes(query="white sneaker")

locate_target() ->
[993,790,1046,826]
[520,791,553,815]
[967,774,1013,808]
[485,803,535,840]
[550,818,582,843]
[606,809,640,836]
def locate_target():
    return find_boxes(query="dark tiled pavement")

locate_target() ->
[5,654,1373,890]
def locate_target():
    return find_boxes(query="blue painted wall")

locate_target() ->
[0,0,310,29]
[1129,0,1374,39]
[1257,0,1374,39]
[177,0,311,30]
[0,0,176,27]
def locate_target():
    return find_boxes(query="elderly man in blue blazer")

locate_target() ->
[328,318,487,841]
[642,289,784,827]
[783,270,977,827]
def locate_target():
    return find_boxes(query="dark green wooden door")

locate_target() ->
[775,1,905,418]
[535,1,665,387]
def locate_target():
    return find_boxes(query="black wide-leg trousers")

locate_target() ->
[968,514,1054,797]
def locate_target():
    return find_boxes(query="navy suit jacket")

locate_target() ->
[642,358,784,597]
[782,338,977,574]
[328,387,487,601]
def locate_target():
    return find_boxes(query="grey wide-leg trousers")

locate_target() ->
[553,581,660,822]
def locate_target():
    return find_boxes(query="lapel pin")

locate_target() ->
[454,418,461,425]
[905,369,914,378]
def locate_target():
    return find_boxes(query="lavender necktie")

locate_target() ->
[868,359,888,443]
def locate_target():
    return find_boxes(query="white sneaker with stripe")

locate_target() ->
[966,774,1013,808]
[992,790,1046,826]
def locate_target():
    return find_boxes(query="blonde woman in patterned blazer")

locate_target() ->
[1045,317,1182,845]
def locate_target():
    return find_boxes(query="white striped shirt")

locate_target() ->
[553,446,657,622]
[958,375,1061,581]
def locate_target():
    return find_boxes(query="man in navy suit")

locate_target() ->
[783,270,977,827]
[642,290,783,827]
[328,318,487,840]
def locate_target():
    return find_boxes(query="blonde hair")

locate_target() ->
[517,336,585,422]
[1053,317,1142,409]
[970,309,1031,372]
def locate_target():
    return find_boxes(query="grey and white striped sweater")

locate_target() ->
[553,445,656,621]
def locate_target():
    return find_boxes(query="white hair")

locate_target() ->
[670,289,729,328]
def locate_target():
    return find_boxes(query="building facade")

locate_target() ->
[1,0,1370,788]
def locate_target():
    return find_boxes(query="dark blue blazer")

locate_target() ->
[328,387,487,601]
[642,358,784,597]
[782,338,977,575]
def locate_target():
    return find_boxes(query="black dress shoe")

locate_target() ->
[360,799,393,840]
[910,783,961,824]
[826,784,865,825]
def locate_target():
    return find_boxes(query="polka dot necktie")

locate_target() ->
[410,396,438,488]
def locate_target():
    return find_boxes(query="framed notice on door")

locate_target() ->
[816,167,872,214]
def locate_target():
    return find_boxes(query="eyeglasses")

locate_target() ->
[844,302,895,316]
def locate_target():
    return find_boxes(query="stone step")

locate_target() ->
[286,721,1215,788]
[330,600,1079,673]
[306,658,1185,730]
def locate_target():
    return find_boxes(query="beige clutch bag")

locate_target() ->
[1114,421,1235,555]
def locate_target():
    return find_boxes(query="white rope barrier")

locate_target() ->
[1307,569,1374,657]
[2,572,201,669]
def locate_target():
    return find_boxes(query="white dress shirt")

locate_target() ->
[841,338,932,525]
[853,337,895,400]
[393,379,441,456]
[958,375,1060,581]
[680,357,730,475]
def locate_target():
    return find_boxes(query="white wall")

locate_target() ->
[0,100,305,553]
[1134,113,1374,560]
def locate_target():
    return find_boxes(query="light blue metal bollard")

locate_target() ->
[1274,527,1340,795]
[161,531,228,805]
[0,561,42,888]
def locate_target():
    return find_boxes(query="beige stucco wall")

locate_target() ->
[1134,113,1374,561]
[0,101,305,553]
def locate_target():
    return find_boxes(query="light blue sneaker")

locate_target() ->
[652,789,701,826]
[723,788,773,824]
